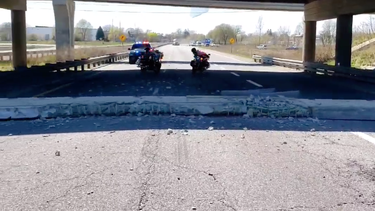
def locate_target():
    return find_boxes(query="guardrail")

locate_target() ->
[10,43,170,73]
[252,54,375,84]
[0,43,163,61]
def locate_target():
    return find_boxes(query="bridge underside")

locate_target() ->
[0,0,26,10]
[305,0,375,21]
[29,0,305,11]
[72,0,305,11]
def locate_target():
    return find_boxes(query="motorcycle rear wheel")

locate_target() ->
[192,67,198,74]
[154,63,161,74]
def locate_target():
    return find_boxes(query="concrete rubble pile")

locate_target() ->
[242,94,309,118]
[0,95,311,120]
[1,94,373,120]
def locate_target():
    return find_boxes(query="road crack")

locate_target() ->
[135,130,161,210]
[158,156,239,210]
[43,169,107,208]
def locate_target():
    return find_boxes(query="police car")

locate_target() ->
[128,41,152,64]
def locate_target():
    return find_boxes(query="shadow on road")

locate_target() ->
[110,60,265,67]
[1,67,375,134]
[1,115,375,136]
[0,66,375,135]
[161,60,265,67]
[1,67,374,100]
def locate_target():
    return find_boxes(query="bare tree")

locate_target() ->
[319,20,336,47]
[75,19,93,41]
[294,22,303,35]
[234,25,242,42]
[354,15,375,41]
[278,26,291,47]
[101,25,112,40]
[0,22,11,41]
[255,16,264,45]
[366,15,375,34]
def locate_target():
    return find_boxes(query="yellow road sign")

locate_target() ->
[119,35,126,42]
[229,38,235,44]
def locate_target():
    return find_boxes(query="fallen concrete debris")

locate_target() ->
[0,95,305,120]
[0,95,373,120]
[55,151,60,156]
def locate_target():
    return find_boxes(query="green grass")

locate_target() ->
[0,45,127,71]
[0,61,12,71]
[352,35,375,47]
[208,43,375,70]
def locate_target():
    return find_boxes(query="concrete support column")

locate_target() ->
[53,0,75,62]
[302,21,316,63]
[11,10,27,69]
[335,14,353,67]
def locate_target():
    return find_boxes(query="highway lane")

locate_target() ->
[1,116,375,210]
[2,44,375,99]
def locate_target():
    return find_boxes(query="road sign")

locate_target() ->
[229,38,235,44]
[119,35,126,42]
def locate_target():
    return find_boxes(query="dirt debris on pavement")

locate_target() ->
[55,150,60,156]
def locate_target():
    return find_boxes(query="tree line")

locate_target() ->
[1,15,375,45]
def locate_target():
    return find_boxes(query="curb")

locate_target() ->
[0,96,310,120]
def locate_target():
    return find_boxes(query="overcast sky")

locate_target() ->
[0,1,371,34]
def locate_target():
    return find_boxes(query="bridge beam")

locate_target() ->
[335,14,353,67]
[11,10,27,70]
[302,21,316,63]
[53,0,75,62]
[0,0,26,10]
[305,0,375,21]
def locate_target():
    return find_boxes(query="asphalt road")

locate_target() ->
[1,116,375,210]
[1,44,375,99]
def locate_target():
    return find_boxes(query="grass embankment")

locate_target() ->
[205,35,375,69]
[205,44,375,69]
[0,46,126,71]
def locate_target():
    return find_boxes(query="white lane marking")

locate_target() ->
[152,88,159,95]
[213,64,219,66]
[246,79,263,87]
[351,132,375,145]
[231,72,240,77]
[220,66,225,70]
[211,51,243,62]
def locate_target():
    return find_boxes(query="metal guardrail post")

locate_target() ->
[252,54,375,83]
[3,42,167,73]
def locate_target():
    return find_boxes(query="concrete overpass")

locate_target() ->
[2,0,375,70]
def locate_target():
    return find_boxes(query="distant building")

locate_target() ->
[289,34,324,46]
[27,26,53,40]
[291,34,303,47]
